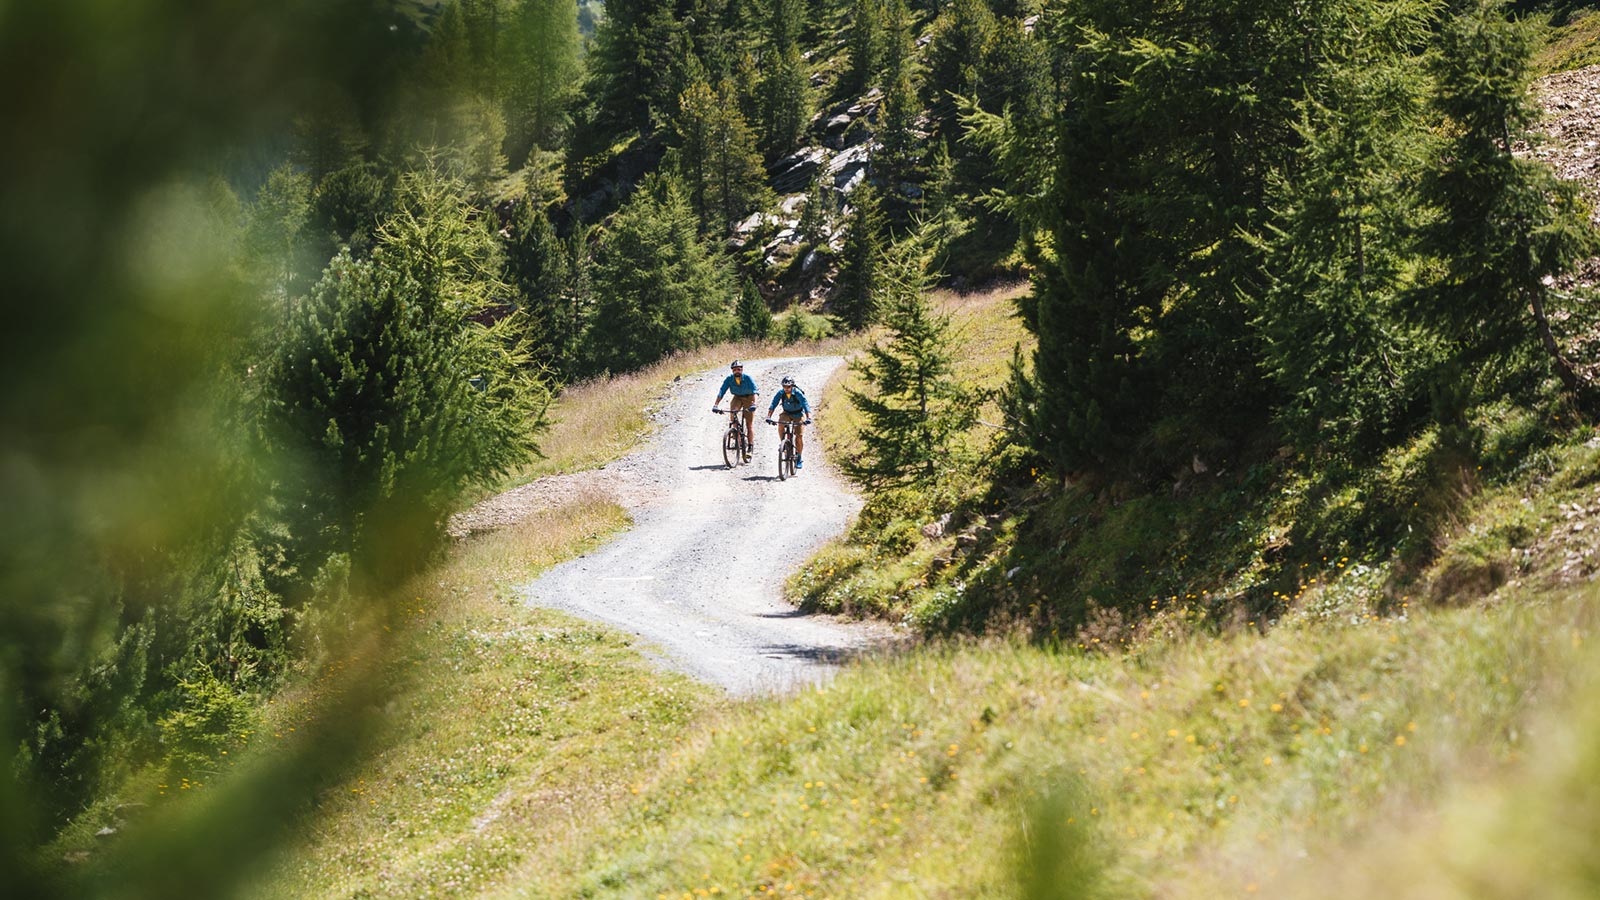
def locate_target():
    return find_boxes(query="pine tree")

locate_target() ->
[1021,18,1157,475]
[876,69,923,214]
[881,0,916,87]
[505,0,582,164]
[921,138,965,259]
[926,0,996,137]
[584,173,739,372]
[737,277,774,339]
[758,43,812,159]
[842,242,973,487]
[1256,0,1438,456]
[268,163,552,570]
[847,0,885,96]
[836,182,886,329]
[504,196,573,372]
[797,170,834,249]
[1017,0,1337,475]
[674,78,771,235]
[1412,1,1598,412]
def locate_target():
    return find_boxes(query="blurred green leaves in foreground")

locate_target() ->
[0,3,548,897]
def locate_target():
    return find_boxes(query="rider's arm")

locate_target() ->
[714,374,732,404]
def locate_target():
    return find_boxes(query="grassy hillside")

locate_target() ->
[236,277,1600,898]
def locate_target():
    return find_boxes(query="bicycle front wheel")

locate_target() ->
[778,440,793,480]
[723,426,739,468]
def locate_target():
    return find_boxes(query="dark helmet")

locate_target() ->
[781,376,795,387]
[730,359,743,369]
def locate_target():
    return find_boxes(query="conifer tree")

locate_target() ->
[759,43,812,159]
[737,277,775,339]
[1412,2,1598,411]
[505,0,582,164]
[922,137,965,258]
[267,167,550,569]
[584,173,738,371]
[847,0,885,96]
[504,196,573,372]
[1021,23,1156,475]
[926,0,996,136]
[842,242,973,487]
[881,0,916,87]
[876,69,923,211]
[1257,0,1437,456]
[675,79,771,235]
[798,170,834,249]
[836,182,887,329]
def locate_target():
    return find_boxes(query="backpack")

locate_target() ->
[779,386,807,413]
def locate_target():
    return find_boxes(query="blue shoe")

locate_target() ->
[796,456,804,469]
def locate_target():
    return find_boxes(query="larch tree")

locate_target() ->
[1412,1,1598,413]
[842,241,973,488]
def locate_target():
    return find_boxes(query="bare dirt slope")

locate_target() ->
[512,356,895,695]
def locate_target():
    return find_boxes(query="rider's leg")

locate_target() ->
[793,422,803,457]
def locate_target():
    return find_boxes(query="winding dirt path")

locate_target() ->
[513,356,896,695]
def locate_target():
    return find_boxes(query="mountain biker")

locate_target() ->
[712,360,759,461]
[765,375,813,470]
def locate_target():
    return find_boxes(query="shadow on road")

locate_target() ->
[756,642,880,666]
[687,464,735,471]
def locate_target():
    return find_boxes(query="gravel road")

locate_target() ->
[515,356,895,695]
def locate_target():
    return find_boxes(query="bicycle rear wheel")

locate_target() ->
[723,425,739,468]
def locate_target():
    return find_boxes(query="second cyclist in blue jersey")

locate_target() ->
[712,359,759,460]
[766,376,813,469]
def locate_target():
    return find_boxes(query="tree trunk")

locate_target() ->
[1529,286,1593,410]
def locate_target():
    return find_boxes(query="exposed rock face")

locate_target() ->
[770,146,828,194]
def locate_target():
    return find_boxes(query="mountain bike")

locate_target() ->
[712,407,751,468]
[768,417,805,480]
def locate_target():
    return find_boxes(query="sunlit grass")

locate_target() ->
[1534,7,1600,75]
[489,573,1599,899]
[248,498,720,900]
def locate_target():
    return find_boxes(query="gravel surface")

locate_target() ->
[512,356,897,695]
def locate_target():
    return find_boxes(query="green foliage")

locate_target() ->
[842,243,974,488]
[737,278,775,340]
[797,170,834,249]
[1412,1,1599,412]
[775,308,835,343]
[925,0,996,136]
[156,667,260,777]
[504,195,577,373]
[674,78,772,234]
[835,183,886,330]
[584,173,738,372]
[758,44,813,159]
[504,0,583,163]
[1254,0,1440,457]
[265,167,550,577]
[846,0,886,96]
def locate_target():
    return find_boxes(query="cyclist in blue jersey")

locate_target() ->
[712,360,759,461]
[765,375,813,469]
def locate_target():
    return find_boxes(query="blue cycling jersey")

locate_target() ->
[716,373,758,400]
[768,386,810,416]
